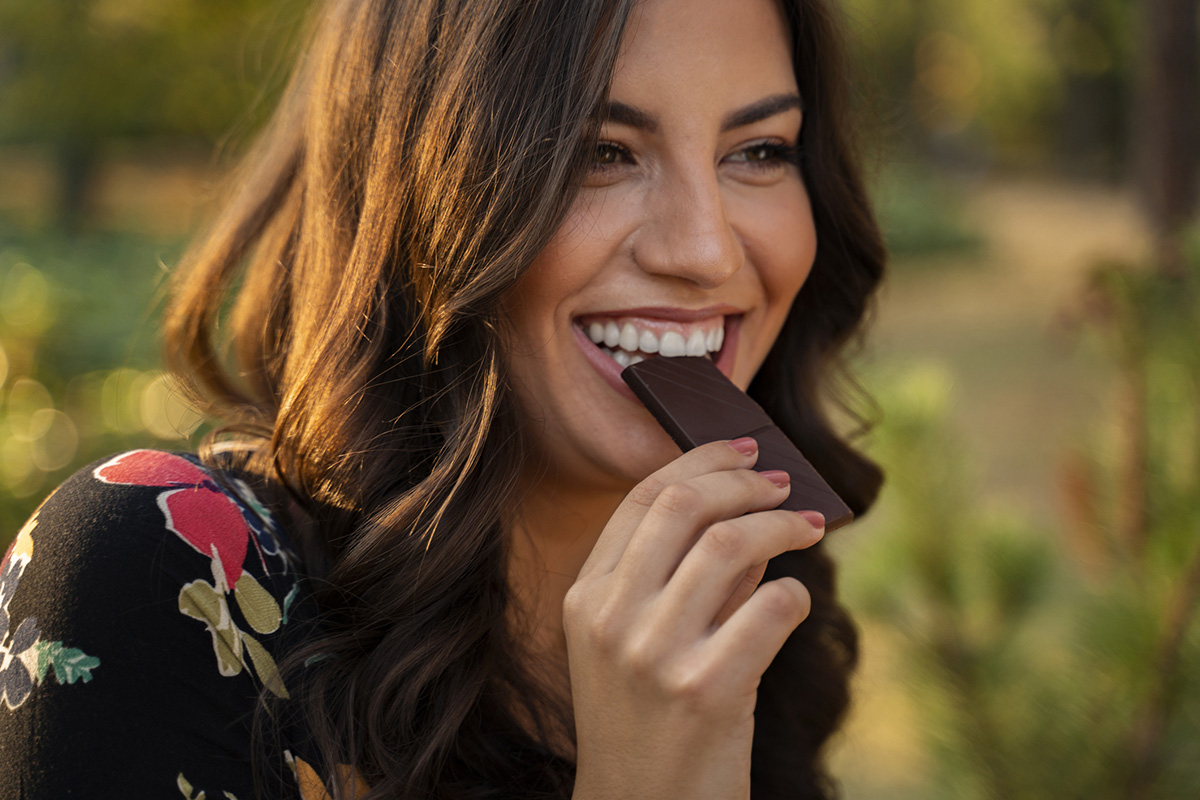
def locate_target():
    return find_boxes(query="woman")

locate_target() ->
[0,0,884,797]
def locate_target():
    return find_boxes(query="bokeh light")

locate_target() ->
[6,377,54,441]
[141,371,203,440]
[30,409,79,472]
[0,436,41,497]
[101,367,152,434]
[1,262,53,333]
[914,31,983,135]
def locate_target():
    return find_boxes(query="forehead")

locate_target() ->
[611,0,796,104]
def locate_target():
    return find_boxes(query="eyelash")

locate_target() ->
[729,141,802,168]
[590,139,802,174]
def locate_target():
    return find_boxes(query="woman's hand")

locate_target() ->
[563,438,825,800]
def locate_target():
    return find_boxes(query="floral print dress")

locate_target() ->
[0,450,332,799]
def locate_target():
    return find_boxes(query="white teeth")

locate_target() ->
[629,355,645,365]
[584,317,726,365]
[659,331,687,357]
[604,321,621,348]
[619,322,640,352]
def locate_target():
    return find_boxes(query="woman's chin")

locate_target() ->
[538,424,681,496]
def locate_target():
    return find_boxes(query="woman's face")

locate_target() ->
[503,0,816,492]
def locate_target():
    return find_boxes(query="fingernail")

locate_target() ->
[729,437,757,456]
[798,510,825,529]
[762,470,790,488]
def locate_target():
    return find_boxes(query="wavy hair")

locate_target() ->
[163,0,886,797]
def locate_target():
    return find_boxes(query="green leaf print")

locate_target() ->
[177,773,205,800]
[177,772,239,800]
[33,644,51,684]
[33,640,100,685]
[233,573,281,635]
[179,579,244,677]
[241,631,289,699]
[282,583,299,625]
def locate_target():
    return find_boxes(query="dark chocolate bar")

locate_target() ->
[622,356,853,531]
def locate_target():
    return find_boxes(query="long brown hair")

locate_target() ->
[164,0,885,797]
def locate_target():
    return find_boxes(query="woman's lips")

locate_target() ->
[573,314,742,401]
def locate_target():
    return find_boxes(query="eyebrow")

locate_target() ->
[601,100,659,132]
[721,93,804,131]
[599,93,804,134]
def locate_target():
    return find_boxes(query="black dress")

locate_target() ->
[0,449,325,799]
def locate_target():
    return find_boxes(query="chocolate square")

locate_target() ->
[622,356,853,531]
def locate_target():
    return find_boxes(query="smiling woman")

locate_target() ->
[0,0,885,798]
[504,0,817,491]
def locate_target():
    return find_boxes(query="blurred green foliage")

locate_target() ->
[0,229,202,540]
[0,0,307,144]
[870,164,983,259]
[845,0,1133,172]
[0,0,309,227]
[847,242,1200,798]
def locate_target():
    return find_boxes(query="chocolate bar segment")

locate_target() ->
[622,356,853,531]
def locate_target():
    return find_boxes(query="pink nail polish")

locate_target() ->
[798,510,825,529]
[762,470,790,488]
[729,437,757,456]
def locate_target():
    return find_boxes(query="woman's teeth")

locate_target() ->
[584,319,724,367]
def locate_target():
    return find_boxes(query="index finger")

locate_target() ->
[576,437,759,580]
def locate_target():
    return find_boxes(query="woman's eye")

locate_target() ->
[743,144,776,163]
[592,141,630,169]
[727,141,801,170]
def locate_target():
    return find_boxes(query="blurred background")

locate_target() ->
[0,0,1197,797]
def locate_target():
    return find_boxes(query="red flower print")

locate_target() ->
[94,451,295,695]
[157,489,250,591]
[95,451,254,589]
[94,449,211,487]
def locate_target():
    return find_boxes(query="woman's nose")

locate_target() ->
[632,166,743,288]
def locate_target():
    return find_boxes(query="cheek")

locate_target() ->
[504,191,638,356]
[503,244,583,359]
[499,264,561,431]
[504,264,556,357]
[754,190,818,313]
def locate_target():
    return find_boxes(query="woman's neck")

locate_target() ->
[503,475,629,761]
[506,476,627,661]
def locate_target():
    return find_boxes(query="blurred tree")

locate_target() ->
[1051,0,1136,177]
[843,0,1187,191]
[845,0,1067,166]
[1135,0,1199,275]
[0,0,308,232]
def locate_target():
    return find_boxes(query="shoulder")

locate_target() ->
[0,450,315,797]
[18,448,298,585]
[1,449,307,706]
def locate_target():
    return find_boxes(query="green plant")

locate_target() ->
[848,249,1200,800]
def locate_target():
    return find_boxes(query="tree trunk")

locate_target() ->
[57,139,96,235]
[1136,0,1200,275]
